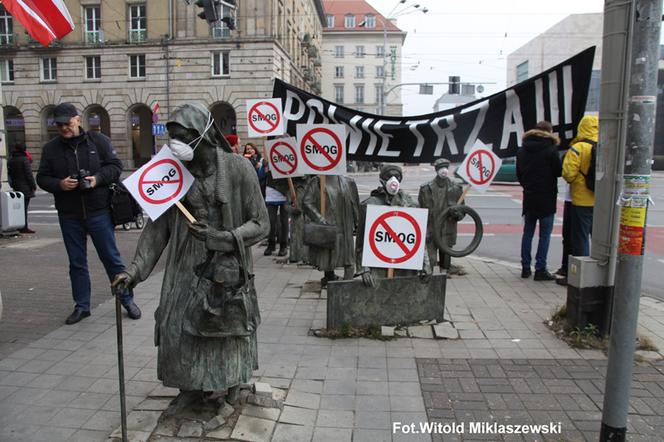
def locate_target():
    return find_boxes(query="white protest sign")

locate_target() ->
[296,124,347,176]
[455,141,503,192]
[266,137,301,179]
[246,98,284,138]
[122,146,195,221]
[361,205,429,271]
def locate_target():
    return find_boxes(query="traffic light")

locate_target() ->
[195,0,219,23]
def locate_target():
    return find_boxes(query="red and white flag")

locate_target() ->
[1,0,74,47]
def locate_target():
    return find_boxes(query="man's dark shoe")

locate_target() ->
[534,270,555,281]
[123,302,142,320]
[556,276,568,286]
[277,247,287,257]
[65,309,91,325]
[19,228,35,234]
[555,267,567,277]
[264,247,274,256]
[521,267,532,278]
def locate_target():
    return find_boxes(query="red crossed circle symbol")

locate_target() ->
[138,159,184,204]
[368,210,422,264]
[300,127,343,171]
[248,101,281,134]
[466,149,496,185]
[269,141,298,175]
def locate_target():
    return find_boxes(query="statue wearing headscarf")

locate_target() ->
[113,104,269,401]
[288,175,310,264]
[418,158,465,274]
[356,165,429,287]
[302,175,360,285]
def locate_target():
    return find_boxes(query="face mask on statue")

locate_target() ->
[385,176,400,195]
[437,167,449,179]
[168,112,214,162]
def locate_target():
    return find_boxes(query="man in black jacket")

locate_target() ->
[36,103,141,324]
[516,121,562,281]
[7,143,37,233]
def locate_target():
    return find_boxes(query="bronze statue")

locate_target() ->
[418,158,466,275]
[301,175,360,286]
[356,165,429,287]
[112,104,269,403]
[288,175,310,264]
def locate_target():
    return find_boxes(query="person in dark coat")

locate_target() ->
[516,121,562,281]
[7,143,37,234]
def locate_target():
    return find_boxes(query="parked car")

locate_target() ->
[494,157,518,183]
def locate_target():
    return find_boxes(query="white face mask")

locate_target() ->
[437,167,449,179]
[168,112,214,162]
[385,176,400,195]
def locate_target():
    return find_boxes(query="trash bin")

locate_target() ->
[0,191,26,232]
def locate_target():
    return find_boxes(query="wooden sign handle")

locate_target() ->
[387,268,395,279]
[319,175,326,217]
[288,177,298,209]
[457,185,471,205]
[175,201,197,224]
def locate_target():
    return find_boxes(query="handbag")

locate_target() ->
[182,230,261,338]
[303,222,337,249]
[109,183,135,226]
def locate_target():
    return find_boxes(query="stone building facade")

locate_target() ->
[0,0,324,169]
[321,0,406,117]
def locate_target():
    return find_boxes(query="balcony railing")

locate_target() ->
[85,31,103,44]
[129,29,146,43]
[0,34,14,46]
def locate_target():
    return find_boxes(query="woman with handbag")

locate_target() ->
[113,104,269,403]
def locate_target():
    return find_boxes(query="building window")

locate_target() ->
[334,45,344,58]
[355,85,364,104]
[355,46,365,58]
[41,57,57,81]
[129,4,147,43]
[376,45,385,58]
[85,56,101,79]
[376,65,385,78]
[212,51,230,77]
[344,14,355,28]
[84,5,102,44]
[334,66,344,78]
[0,59,14,83]
[129,54,146,79]
[364,14,376,28]
[516,61,528,83]
[212,1,236,39]
[355,66,364,79]
[334,85,344,103]
[0,6,13,45]
[326,14,334,28]
[375,84,384,109]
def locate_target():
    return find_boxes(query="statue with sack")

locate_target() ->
[112,103,269,404]
[301,175,360,286]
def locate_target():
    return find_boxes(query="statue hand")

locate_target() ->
[111,272,134,296]
[449,207,464,221]
[208,230,235,253]
[187,221,209,241]
[289,205,302,216]
[361,270,376,289]
[418,268,432,284]
[319,217,329,226]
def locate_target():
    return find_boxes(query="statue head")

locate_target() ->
[434,158,451,179]
[379,164,403,196]
[166,104,231,161]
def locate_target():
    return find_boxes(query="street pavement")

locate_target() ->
[0,240,663,441]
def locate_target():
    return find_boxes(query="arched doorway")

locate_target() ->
[41,106,59,144]
[3,106,25,150]
[210,101,236,135]
[82,105,111,137]
[128,104,154,168]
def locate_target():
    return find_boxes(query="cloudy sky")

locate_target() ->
[365,0,607,115]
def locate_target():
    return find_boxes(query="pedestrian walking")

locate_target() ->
[7,143,37,234]
[36,103,141,324]
[516,121,562,281]
[562,115,598,258]
[264,169,289,257]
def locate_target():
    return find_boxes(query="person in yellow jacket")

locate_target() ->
[562,115,598,258]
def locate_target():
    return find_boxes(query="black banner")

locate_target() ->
[273,47,595,163]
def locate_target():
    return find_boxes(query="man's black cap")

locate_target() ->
[53,103,79,124]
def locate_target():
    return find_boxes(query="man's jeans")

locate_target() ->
[570,205,594,257]
[521,213,555,271]
[59,212,133,311]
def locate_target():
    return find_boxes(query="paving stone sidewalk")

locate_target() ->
[0,251,663,441]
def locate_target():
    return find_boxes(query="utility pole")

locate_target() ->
[600,0,662,440]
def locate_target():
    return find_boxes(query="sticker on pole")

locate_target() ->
[455,141,502,192]
[266,137,301,178]
[122,145,195,221]
[296,124,347,175]
[246,98,284,138]
[361,205,429,270]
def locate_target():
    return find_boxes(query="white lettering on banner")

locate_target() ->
[374,120,400,157]
[284,90,305,121]
[431,115,458,157]
[500,89,524,150]
[535,78,545,123]
[548,71,559,127]
[347,115,365,155]
[460,99,489,153]
[562,65,574,138]
[326,104,342,124]
[408,119,430,157]
[361,118,378,155]
[306,98,325,125]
